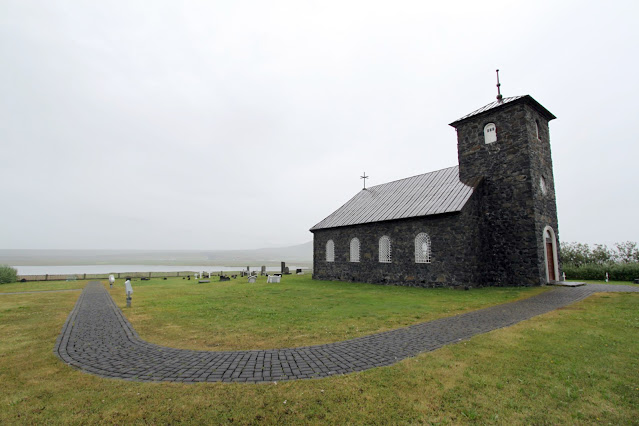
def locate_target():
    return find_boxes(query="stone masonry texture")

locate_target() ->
[312,96,561,288]
[54,281,638,383]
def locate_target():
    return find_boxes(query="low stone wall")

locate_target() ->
[17,271,208,282]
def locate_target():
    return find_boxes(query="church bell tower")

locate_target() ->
[449,76,560,286]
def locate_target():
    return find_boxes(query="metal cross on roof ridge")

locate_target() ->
[360,172,369,190]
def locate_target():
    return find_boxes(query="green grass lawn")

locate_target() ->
[0,280,89,293]
[106,275,549,350]
[1,277,637,424]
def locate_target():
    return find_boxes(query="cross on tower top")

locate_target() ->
[496,69,503,102]
[360,172,369,190]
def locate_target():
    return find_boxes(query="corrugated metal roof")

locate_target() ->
[449,94,556,126]
[450,95,525,124]
[310,166,475,231]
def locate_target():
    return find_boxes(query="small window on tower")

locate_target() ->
[484,123,497,144]
[540,176,547,195]
[536,120,541,140]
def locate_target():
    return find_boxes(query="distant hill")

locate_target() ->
[0,242,313,267]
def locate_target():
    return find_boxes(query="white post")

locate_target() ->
[605,272,609,283]
[125,279,133,307]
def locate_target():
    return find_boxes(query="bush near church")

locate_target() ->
[0,265,18,284]
[561,241,639,281]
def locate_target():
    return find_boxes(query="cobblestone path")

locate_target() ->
[54,282,638,383]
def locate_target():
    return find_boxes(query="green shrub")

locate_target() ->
[563,262,639,282]
[0,265,18,284]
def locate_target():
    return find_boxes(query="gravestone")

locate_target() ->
[261,265,266,276]
[248,276,256,283]
[267,275,281,283]
[281,262,286,274]
[125,279,133,308]
[199,279,210,283]
[220,275,230,282]
[296,269,303,275]
[109,274,115,288]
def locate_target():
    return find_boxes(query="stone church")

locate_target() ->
[310,93,561,287]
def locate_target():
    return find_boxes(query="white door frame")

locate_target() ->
[542,226,559,282]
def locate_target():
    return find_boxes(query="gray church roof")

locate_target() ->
[310,166,475,231]
[449,94,556,127]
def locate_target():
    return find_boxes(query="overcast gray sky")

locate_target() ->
[1,0,637,250]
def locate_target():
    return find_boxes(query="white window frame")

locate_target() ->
[326,239,335,262]
[484,123,497,144]
[350,238,360,263]
[540,176,547,195]
[415,233,432,263]
[379,236,391,263]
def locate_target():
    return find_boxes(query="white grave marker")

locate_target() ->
[125,279,133,307]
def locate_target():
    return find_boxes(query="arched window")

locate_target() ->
[484,123,497,144]
[539,176,547,195]
[415,233,431,263]
[379,236,391,263]
[326,240,335,262]
[350,238,360,262]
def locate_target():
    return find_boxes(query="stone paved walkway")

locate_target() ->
[54,282,639,383]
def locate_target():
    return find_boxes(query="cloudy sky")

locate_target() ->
[1,0,637,250]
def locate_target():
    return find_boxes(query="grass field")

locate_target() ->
[1,276,638,424]
[106,275,549,350]
[0,280,88,293]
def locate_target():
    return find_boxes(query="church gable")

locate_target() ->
[310,166,477,231]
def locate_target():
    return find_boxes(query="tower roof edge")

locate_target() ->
[449,95,556,128]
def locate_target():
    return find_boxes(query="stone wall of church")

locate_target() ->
[311,97,561,288]
[524,105,562,282]
[311,195,483,288]
[454,100,561,286]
